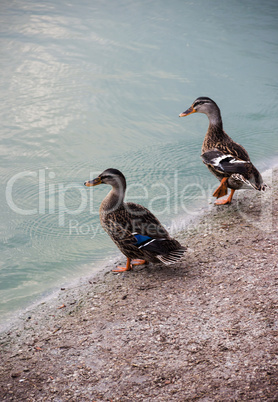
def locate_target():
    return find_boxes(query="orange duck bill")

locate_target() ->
[179,105,196,117]
[84,176,102,187]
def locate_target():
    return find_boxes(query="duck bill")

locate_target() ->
[84,176,102,187]
[179,105,196,117]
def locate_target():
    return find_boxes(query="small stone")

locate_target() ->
[11,372,21,378]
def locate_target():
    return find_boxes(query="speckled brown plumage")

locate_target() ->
[101,202,182,263]
[180,97,266,204]
[84,168,185,270]
[201,124,250,160]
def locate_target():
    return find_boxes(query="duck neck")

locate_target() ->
[206,106,223,130]
[202,108,226,152]
[100,183,126,214]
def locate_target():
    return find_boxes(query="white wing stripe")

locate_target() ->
[138,238,156,249]
[211,155,249,166]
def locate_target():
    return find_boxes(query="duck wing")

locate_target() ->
[202,149,266,191]
[124,202,170,238]
[103,203,185,264]
[201,149,251,176]
[102,202,170,249]
[124,203,186,263]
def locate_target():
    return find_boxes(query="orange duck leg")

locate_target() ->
[213,177,236,205]
[131,259,146,266]
[215,189,236,205]
[213,177,228,198]
[112,258,132,272]
[112,258,147,272]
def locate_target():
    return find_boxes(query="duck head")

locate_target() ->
[84,168,126,189]
[179,97,222,126]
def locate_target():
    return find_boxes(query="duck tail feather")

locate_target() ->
[156,247,186,265]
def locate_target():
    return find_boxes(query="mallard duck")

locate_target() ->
[179,97,267,205]
[84,168,186,272]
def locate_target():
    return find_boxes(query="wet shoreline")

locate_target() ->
[0,167,277,401]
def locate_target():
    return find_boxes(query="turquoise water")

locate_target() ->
[1,0,278,325]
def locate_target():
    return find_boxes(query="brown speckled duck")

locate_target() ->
[84,168,186,272]
[179,97,267,205]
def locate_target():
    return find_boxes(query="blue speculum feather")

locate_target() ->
[133,234,153,246]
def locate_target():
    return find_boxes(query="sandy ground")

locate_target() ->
[0,168,277,401]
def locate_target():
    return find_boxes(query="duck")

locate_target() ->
[84,168,186,272]
[179,97,267,205]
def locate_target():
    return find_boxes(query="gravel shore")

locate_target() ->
[0,168,277,401]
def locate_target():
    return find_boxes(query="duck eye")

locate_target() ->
[195,101,204,106]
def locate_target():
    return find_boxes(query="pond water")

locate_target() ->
[1,0,278,326]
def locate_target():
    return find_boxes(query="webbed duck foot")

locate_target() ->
[213,177,228,198]
[112,258,132,272]
[214,189,235,205]
[131,259,147,266]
